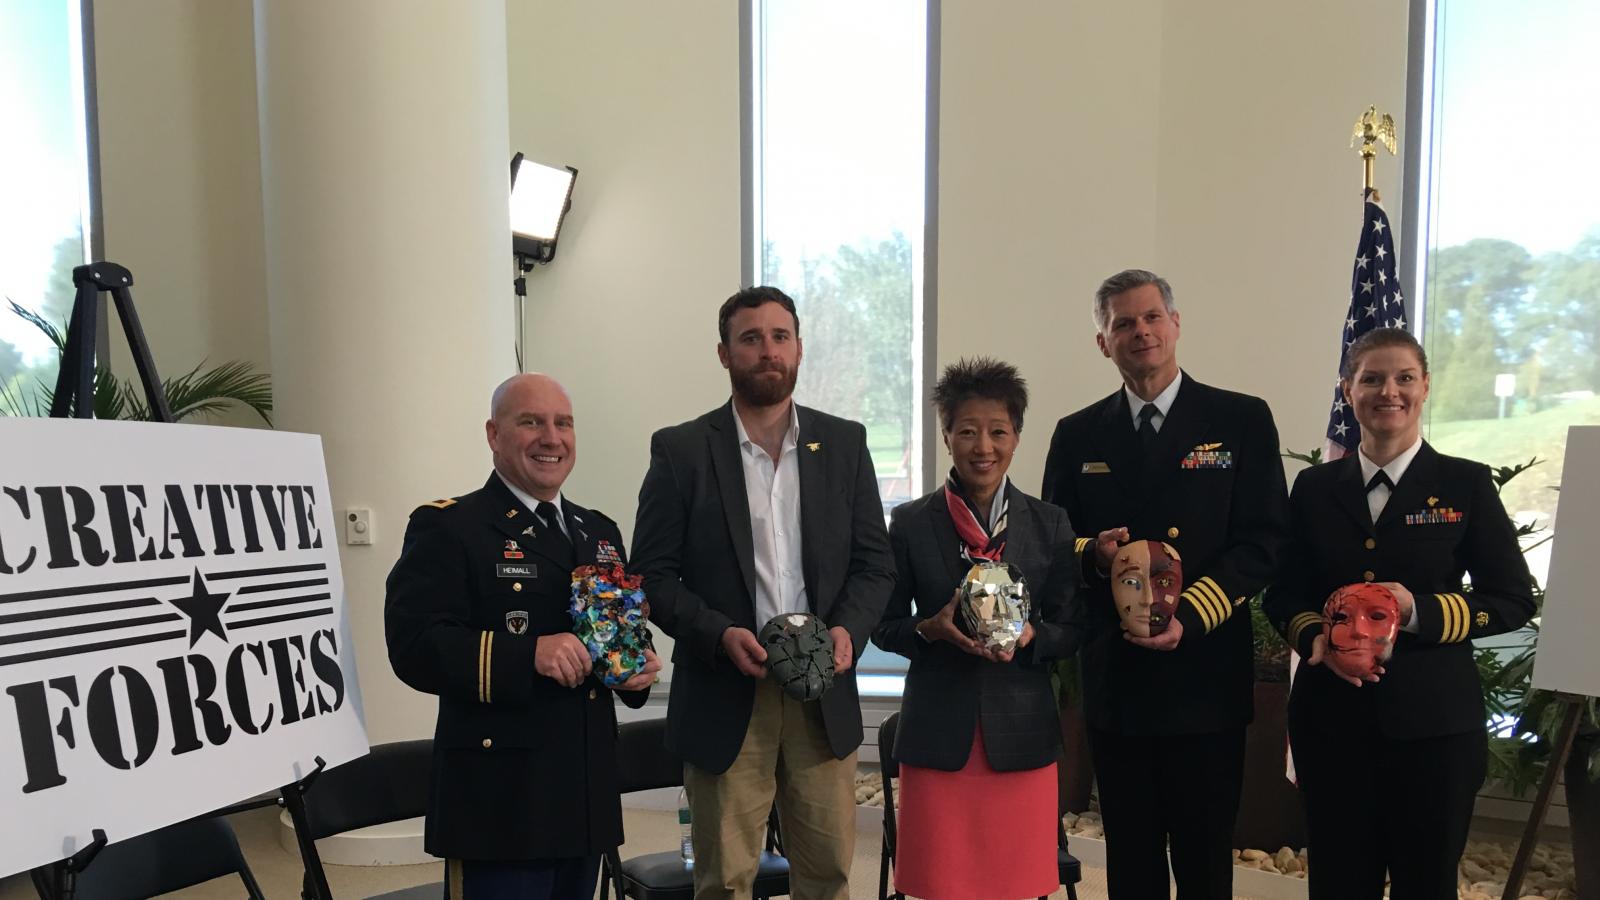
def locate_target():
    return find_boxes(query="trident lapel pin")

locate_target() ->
[807,442,821,452]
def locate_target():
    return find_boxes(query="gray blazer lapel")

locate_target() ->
[708,403,759,599]
[927,488,972,588]
[999,482,1033,563]
[796,406,826,608]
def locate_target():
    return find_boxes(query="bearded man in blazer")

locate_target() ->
[632,286,894,900]
[1040,269,1290,900]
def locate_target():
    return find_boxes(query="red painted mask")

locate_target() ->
[1322,582,1400,681]
[1111,540,1183,637]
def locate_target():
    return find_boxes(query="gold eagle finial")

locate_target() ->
[1350,105,1398,156]
[1350,105,1398,198]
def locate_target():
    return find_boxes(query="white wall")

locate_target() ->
[937,0,1165,490]
[94,0,270,427]
[1153,0,1410,457]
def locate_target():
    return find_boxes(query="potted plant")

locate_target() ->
[1052,658,1095,814]
[1475,461,1599,897]
[1232,594,1306,851]
[0,301,271,424]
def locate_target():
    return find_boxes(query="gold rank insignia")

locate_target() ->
[424,498,456,509]
[1082,462,1111,474]
[807,442,821,452]
[1475,611,1489,627]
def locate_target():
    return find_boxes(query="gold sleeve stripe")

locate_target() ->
[484,632,494,703]
[1455,594,1475,640]
[1193,577,1233,630]
[1074,538,1091,557]
[1181,584,1223,631]
[1288,611,1322,646]
[1435,593,1455,643]
[1177,588,1211,630]
[1440,593,1471,643]
[477,632,489,703]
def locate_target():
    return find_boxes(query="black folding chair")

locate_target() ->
[62,814,265,900]
[876,711,1080,900]
[600,717,789,900]
[292,739,439,900]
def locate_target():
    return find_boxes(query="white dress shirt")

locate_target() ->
[1125,370,1184,433]
[1357,436,1424,633]
[734,403,808,627]
[496,472,569,540]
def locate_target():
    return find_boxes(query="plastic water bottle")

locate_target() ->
[677,788,695,866]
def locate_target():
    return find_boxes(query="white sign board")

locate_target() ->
[1533,426,1600,697]
[0,419,368,878]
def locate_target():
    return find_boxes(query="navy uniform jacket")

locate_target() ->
[632,402,895,774]
[384,474,648,861]
[1040,374,1290,735]
[1263,443,1534,739]
[870,484,1086,772]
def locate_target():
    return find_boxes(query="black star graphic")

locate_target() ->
[169,568,231,647]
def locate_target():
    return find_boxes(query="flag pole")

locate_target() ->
[1351,104,1398,201]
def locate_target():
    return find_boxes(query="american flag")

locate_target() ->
[1325,189,1406,460]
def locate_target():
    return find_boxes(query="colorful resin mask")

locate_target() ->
[759,612,835,701]
[1323,582,1399,681]
[957,560,1031,654]
[1110,541,1183,637]
[569,565,653,686]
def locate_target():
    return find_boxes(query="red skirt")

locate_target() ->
[893,724,1059,900]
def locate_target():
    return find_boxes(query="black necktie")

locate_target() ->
[1366,470,1394,493]
[536,501,570,545]
[1137,404,1159,449]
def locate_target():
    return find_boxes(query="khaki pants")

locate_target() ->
[684,678,856,900]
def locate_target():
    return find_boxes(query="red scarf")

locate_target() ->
[944,469,1007,562]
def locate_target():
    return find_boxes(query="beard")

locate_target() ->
[730,360,798,407]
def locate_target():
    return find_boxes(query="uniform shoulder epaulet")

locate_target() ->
[585,507,617,525]
[418,498,457,510]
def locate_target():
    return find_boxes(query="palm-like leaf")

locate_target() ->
[2,304,272,425]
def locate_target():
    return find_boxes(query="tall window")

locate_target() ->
[749,0,930,685]
[0,0,95,414]
[1413,0,1600,587]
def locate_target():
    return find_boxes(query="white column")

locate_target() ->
[255,0,514,743]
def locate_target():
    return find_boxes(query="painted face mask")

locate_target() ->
[569,565,653,686]
[1322,582,1399,681]
[759,612,835,701]
[1110,541,1183,637]
[957,560,1031,654]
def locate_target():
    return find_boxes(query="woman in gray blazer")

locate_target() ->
[871,357,1085,899]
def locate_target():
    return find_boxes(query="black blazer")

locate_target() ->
[871,484,1085,772]
[631,401,895,774]
[1263,443,1535,739]
[1040,374,1290,735]
[384,474,649,861]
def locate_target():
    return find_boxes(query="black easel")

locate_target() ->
[1502,693,1587,900]
[30,263,333,900]
[49,263,172,422]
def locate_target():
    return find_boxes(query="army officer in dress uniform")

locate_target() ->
[386,373,661,900]
[1264,328,1533,899]
[1040,269,1289,900]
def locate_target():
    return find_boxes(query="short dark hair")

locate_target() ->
[718,286,800,345]
[932,357,1029,433]
[1341,327,1428,380]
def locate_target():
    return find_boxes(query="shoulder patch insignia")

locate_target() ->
[422,498,457,509]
